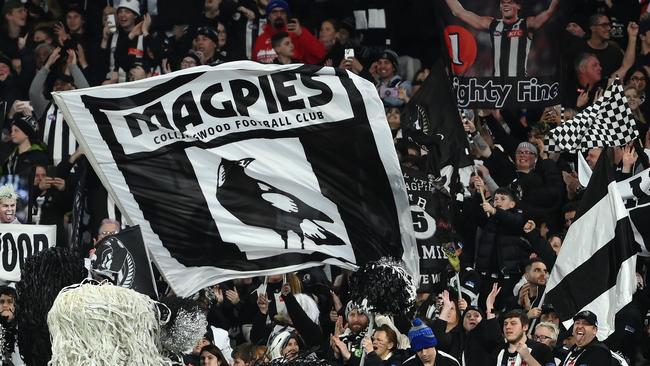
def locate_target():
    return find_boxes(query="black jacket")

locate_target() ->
[475,203,528,276]
[560,340,614,366]
[433,318,502,366]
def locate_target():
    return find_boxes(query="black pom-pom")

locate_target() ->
[348,258,416,316]
[16,247,86,366]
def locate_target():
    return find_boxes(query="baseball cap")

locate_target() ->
[573,310,598,326]
[2,0,24,16]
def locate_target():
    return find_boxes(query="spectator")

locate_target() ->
[267,329,302,361]
[624,85,648,137]
[180,50,203,70]
[582,14,623,79]
[437,284,502,366]
[0,286,20,364]
[559,311,615,366]
[572,53,604,109]
[271,31,295,65]
[360,324,404,365]
[28,46,89,166]
[0,184,19,224]
[330,301,370,364]
[403,318,460,366]
[194,26,221,65]
[251,0,324,64]
[375,49,411,108]
[513,259,548,320]
[533,322,562,364]
[200,344,229,366]
[31,164,70,244]
[0,1,28,61]
[1,114,48,176]
[99,1,156,84]
[90,217,121,258]
[497,309,555,366]
[474,187,527,309]
[251,278,321,351]
[232,343,254,366]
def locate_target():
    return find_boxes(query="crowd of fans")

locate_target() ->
[0,0,650,365]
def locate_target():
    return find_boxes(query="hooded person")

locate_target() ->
[267,328,305,361]
[403,318,460,366]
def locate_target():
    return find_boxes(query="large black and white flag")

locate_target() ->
[545,80,637,153]
[577,153,650,257]
[53,62,418,297]
[543,150,640,339]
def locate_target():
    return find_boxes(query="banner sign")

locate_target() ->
[0,224,56,282]
[54,62,418,297]
[403,167,458,293]
[438,0,562,108]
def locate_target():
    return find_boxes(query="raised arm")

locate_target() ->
[526,0,559,30]
[611,22,638,80]
[445,0,493,30]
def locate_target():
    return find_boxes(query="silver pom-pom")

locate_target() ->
[161,307,208,353]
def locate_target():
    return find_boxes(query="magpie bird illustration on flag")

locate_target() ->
[53,62,418,297]
[545,79,637,153]
[543,149,640,339]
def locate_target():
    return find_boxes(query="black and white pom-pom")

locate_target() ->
[348,258,417,316]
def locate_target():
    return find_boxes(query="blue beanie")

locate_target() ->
[408,318,437,352]
[266,0,289,15]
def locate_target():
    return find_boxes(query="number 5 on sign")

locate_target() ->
[444,25,477,74]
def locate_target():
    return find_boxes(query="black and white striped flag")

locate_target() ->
[53,62,418,297]
[545,80,637,153]
[543,149,640,339]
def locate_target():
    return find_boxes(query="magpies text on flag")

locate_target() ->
[53,62,418,297]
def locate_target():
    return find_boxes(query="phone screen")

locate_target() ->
[46,165,57,178]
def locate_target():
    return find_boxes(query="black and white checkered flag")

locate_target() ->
[546,79,637,152]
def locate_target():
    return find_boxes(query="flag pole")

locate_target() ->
[462,109,490,217]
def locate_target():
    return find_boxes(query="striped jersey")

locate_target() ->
[490,18,532,77]
[41,102,78,167]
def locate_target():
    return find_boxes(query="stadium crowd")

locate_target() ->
[0,0,650,365]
